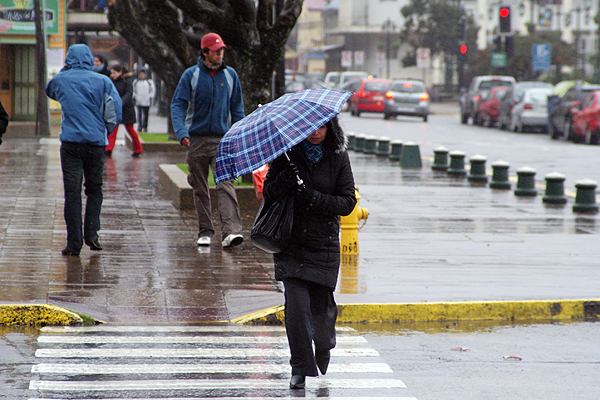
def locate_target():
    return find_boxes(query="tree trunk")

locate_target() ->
[108,0,302,121]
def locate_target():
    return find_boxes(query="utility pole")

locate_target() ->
[34,0,51,137]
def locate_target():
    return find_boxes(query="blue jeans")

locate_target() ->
[60,142,105,251]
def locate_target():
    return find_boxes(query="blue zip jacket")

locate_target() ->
[171,59,245,143]
[46,44,122,146]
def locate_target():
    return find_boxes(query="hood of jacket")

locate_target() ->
[322,115,346,154]
[62,44,94,72]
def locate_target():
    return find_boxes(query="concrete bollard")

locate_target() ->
[354,134,366,153]
[572,179,599,213]
[376,137,391,156]
[543,172,567,204]
[514,166,537,196]
[347,133,356,151]
[400,142,422,168]
[467,155,488,183]
[489,160,511,189]
[432,146,449,171]
[447,150,467,177]
[389,140,403,161]
[364,135,378,154]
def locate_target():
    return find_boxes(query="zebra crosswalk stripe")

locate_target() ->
[29,378,407,390]
[31,362,394,375]
[30,324,417,399]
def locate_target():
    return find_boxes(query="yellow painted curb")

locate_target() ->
[0,304,83,326]
[231,305,285,325]
[232,299,600,325]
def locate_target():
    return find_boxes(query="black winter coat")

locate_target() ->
[263,124,356,289]
[112,76,136,125]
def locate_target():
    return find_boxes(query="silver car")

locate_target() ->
[509,87,553,132]
[383,80,430,122]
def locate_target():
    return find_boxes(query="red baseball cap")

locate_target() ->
[201,33,227,51]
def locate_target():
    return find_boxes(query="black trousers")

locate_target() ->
[283,278,337,376]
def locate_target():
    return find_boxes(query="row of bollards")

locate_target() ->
[347,132,598,214]
[431,146,598,213]
[348,133,422,168]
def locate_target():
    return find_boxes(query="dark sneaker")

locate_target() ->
[84,237,103,251]
[61,247,80,256]
[289,375,305,389]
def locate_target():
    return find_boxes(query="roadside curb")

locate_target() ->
[0,304,83,326]
[231,299,600,325]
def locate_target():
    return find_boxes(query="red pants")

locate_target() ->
[106,124,143,154]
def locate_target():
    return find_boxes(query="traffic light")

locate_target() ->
[499,6,512,34]
[459,44,468,55]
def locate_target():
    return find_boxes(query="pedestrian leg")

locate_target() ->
[283,278,319,377]
[310,281,337,374]
[60,143,84,251]
[125,124,143,155]
[210,155,242,239]
[106,126,119,155]
[82,144,105,243]
[187,137,215,238]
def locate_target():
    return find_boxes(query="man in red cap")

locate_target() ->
[171,33,246,248]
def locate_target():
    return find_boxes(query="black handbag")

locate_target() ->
[251,195,294,253]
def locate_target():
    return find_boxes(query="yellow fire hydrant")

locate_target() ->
[340,189,368,255]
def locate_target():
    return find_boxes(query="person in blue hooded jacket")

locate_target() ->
[46,43,122,256]
[171,33,246,248]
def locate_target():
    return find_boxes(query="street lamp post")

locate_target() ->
[382,19,396,79]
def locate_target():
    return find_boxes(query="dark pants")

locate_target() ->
[60,142,105,251]
[136,106,150,131]
[283,278,337,376]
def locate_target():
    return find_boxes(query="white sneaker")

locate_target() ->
[222,234,243,248]
[197,236,211,246]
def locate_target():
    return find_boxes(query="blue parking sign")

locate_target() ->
[532,44,551,71]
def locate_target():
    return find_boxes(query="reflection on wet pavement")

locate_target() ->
[0,139,279,322]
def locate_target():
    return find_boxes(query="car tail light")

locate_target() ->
[523,103,533,110]
[358,91,365,98]
[420,93,429,102]
[385,91,394,100]
[474,95,481,102]
[403,82,413,88]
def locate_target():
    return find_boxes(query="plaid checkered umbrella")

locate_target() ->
[215,89,352,184]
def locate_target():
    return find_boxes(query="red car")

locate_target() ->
[348,78,391,116]
[475,86,509,127]
[572,90,600,144]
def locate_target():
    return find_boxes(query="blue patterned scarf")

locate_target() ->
[301,141,324,166]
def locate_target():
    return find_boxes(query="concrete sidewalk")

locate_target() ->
[0,107,598,325]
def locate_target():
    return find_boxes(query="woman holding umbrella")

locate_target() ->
[262,115,356,389]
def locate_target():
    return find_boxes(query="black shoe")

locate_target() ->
[131,152,142,158]
[289,374,305,389]
[84,237,103,251]
[316,350,330,375]
[61,247,80,256]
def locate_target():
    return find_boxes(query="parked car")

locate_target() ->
[285,80,332,93]
[549,83,600,140]
[498,81,553,130]
[475,86,509,127]
[459,75,516,124]
[571,90,600,144]
[348,78,391,116]
[339,80,362,112]
[508,87,553,132]
[383,79,430,121]
[324,71,369,89]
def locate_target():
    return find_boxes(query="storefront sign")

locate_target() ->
[0,0,59,35]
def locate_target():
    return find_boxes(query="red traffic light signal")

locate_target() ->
[459,44,468,54]
[499,6,512,33]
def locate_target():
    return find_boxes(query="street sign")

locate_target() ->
[341,51,352,67]
[416,48,431,68]
[492,52,506,67]
[354,51,365,66]
[532,44,551,71]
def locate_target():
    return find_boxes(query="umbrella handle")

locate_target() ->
[284,152,304,186]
